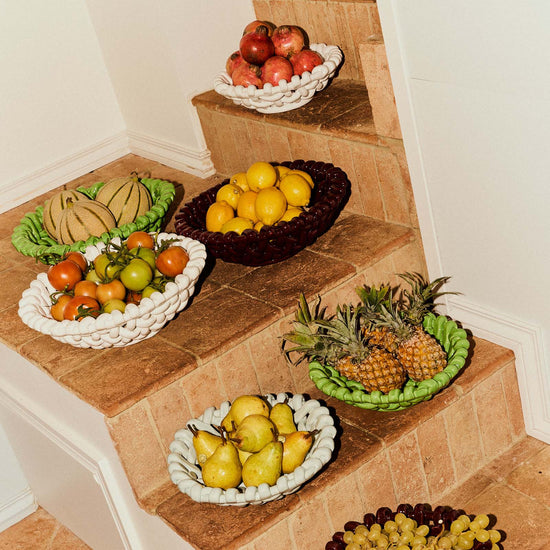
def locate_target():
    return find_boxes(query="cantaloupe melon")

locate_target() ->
[95,176,153,227]
[42,190,88,239]
[56,199,117,244]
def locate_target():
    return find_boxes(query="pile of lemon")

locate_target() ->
[205,162,314,234]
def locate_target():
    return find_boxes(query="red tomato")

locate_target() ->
[155,246,189,278]
[126,290,142,305]
[63,296,101,321]
[126,231,155,250]
[47,259,83,291]
[96,279,126,305]
[63,251,88,272]
[50,294,73,321]
[74,280,98,298]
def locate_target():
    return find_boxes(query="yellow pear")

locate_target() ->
[269,401,297,435]
[238,448,253,466]
[242,441,283,487]
[189,425,222,466]
[201,434,242,490]
[230,414,277,453]
[221,411,236,434]
[227,395,270,427]
[281,430,316,474]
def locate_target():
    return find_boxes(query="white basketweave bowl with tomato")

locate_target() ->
[18,233,207,349]
[214,43,343,114]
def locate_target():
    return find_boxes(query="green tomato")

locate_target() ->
[85,268,102,283]
[94,253,123,281]
[103,298,126,314]
[141,286,159,299]
[129,247,156,271]
[120,258,153,291]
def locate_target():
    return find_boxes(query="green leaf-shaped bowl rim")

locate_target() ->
[11,178,176,265]
[308,313,470,411]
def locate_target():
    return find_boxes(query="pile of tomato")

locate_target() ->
[47,231,189,321]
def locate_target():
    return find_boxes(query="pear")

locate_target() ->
[237,448,253,466]
[242,441,283,487]
[230,414,277,453]
[281,430,316,474]
[201,431,242,489]
[227,395,270,427]
[269,401,297,435]
[221,411,236,434]
[189,424,222,465]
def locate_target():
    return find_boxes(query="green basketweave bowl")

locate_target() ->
[308,313,470,411]
[11,178,176,265]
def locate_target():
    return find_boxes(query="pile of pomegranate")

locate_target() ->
[226,20,325,89]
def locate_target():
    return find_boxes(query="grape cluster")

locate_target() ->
[325,504,502,550]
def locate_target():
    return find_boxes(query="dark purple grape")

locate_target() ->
[423,503,433,523]
[429,522,444,537]
[363,513,376,528]
[376,506,393,524]
[343,521,361,532]
[332,532,345,543]
[325,542,345,550]
[413,503,426,525]
[396,503,414,517]
[473,541,492,550]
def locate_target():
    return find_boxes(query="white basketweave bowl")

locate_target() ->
[214,43,343,114]
[167,393,337,506]
[17,233,207,349]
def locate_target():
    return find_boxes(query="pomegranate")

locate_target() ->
[271,25,306,59]
[290,49,324,75]
[261,55,294,87]
[226,51,245,76]
[243,19,275,36]
[232,62,263,88]
[239,25,275,66]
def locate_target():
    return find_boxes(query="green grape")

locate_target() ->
[394,513,407,526]
[458,515,471,528]
[474,514,490,529]
[450,519,466,535]
[411,544,424,550]
[456,533,474,549]
[412,535,427,545]
[345,543,362,550]
[353,532,368,546]
[468,519,481,532]
[402,518,416,532]
[384,520,398,532]
[355,525,369,537]
[415,524,430,537]
[437,536,453,549]
[399,530,414,544]
[344,531,355,544]
[375,533,388,545]
[491,545,500,550]
[367,529,379,542]
[371,523,382,533]
[475,529,490,542]
[395,546,409,550]
[488,529,501,543]
[388,531,400,544]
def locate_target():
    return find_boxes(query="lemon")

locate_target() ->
[229,172,249,192]
[237,190,259,223]
[220,217,254,235]
[279,173,312,207]
[279,207,303,223]
[287,169,314,188]
[246,161,277,192]
[275,165,291,184]
[254,221,265,232]
[216,183,243,209]
[255,187,287,226]
[206,200,234,232]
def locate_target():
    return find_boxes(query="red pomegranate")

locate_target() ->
[290,49,324,75]
[243,19,275,36]
[271,25,306,59]
[239,25,275,66]
[261,56,294,87]
[232,62,263,88]
[226,51,245,77]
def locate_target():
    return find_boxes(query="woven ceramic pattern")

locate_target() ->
[309,314,470,411]
[11,178,176,265]
[214,44,343,113]
[174,160,350,266]
[167,393,336,506]
[18,233,206,349]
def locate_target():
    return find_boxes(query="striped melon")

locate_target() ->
[56,199,117,244]
[43,190,88,239]
[95,176,153,227]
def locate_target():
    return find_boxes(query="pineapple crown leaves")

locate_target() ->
[355,282,395,328]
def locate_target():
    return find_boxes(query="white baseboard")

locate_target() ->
[0,488,36,533]
[447,296,550,444]
[127,131,215,178]
[0,132,130,215]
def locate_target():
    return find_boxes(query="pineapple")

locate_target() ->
[317,304,406,394]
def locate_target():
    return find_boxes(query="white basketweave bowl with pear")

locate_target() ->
[167,393,337,506]
[17,233,207,349]
[214,43,343,114]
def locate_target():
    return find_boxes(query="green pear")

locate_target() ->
[221,411,236,434]
[230,414,277,453]
[237,448,253,466]
[242,441,283,487]
[201,433,242,490]
[227,395,270,427]
[189,425,222,465]
[281,430,316,474]
[269,401,297,435]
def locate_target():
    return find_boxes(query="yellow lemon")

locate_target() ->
[279,207,303,223]
[246,161,277,192]
[220,217,254,235]
[216,183,242,209]
[206,200,234,232]
[229,172,249,192]
[274,165,291,184]
[279,173,312,207]
[255,187,287,226]
[288,169,314,188]
[254,221,265,232]
[236,190,259,223]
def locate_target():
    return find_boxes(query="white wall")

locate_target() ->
[0,0,127,213]
[379,0,550,440]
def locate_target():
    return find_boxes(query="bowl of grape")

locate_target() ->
[326,503,503,550]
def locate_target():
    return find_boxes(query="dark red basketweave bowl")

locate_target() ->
[174,160,350,266]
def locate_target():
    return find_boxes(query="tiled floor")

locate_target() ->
[1,435,549,549]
